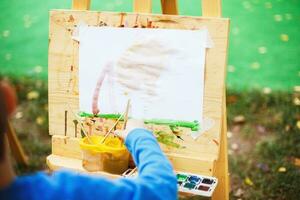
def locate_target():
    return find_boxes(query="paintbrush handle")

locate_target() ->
[122,99,131,130]
[100,113,124,144]
[67,104,94,144]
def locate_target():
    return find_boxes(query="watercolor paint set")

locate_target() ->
[122,169,218,197]
[176,172,218,197]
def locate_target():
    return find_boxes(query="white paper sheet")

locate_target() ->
[78,27,212,125]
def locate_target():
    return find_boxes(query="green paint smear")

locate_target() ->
[145,119,200,131]
[79,112,186,149]
[78,112,123,120]
[154,131,185,149]
[79,112,200,131]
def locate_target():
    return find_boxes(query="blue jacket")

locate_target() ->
[0,129,177,200]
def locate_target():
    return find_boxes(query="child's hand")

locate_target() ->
[115,119,145,140]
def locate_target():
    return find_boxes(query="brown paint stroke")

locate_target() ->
[68,15,75,23]
[212,139,219,146]
[64,110,68,144]
[133,14,139,28]
[119,13,126,27]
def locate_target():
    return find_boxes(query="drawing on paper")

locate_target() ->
[77,26,212,147]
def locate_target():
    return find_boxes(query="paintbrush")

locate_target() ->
[67,104,94,144]
[122,99,131,130]
[127,167,137,176]
[100,112,125,144]
[100,99,131,144]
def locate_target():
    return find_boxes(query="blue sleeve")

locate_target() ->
[0,129,177,200]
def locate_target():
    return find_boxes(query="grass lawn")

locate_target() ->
[2,76,300,199]
[1,0,300,91]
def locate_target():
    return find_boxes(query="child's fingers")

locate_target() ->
[115,119,146,140]
[114,130,126,140]
[126,119,145,130]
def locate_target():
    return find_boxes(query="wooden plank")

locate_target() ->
[201,0,229,197]
[51,135,215,175]
[161,0,178,15]
[48,11,98,136]
[52,135,82,160]
[212,92,229,200]
[47,154,120,179]
[133,0,152,13]
[72,0,91,10]
[202,0,222,17]
[6,120,29,166]
[48,10,230,174]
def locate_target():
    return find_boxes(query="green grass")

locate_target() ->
[0,0,300,91]
[227,90,300,199]
[1,75,300,199]
[3,76,51,173]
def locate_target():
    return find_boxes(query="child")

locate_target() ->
[0,81,177,200]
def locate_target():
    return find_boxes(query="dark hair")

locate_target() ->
[0,89,8,160]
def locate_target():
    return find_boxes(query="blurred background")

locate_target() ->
[0,0,299,199]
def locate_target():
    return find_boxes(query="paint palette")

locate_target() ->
[176,172,218,197]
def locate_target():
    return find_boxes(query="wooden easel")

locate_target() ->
[47,0,229,199]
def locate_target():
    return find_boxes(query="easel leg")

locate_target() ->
[212,91,229,200]
[133,0,152,13]
[6,120,29,166]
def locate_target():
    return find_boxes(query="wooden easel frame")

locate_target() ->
[47,0,229,199]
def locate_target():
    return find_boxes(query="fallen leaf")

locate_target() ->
[274,14,283,22]
[293,97,300,106]
[280,34,289,42]
[227,131,233,138]
[278,167,286,173]
[227,95,238,103]
[251,62,260,70]
[296,121,300,129]
[232,125,241,133]
[2,30,10,37]
[244,177,254,186]
[36,116,45,125]
[285,125,291,132]
[294,158,300,167]
[263,87,272,94]
[15,111,23,119]
[231,143,239,150]
[27,91,39,100]
[233,115,246,123]
[256,125,266,134]
[234,188,244,197]
[258,46,267,54]
[34,65,43,74]
[294,86,300,93]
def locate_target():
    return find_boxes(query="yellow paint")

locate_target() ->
[80,135,127,156]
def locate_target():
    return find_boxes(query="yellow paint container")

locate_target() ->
[80,135,129,174]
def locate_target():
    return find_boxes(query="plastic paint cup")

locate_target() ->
[80,135,129,174]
